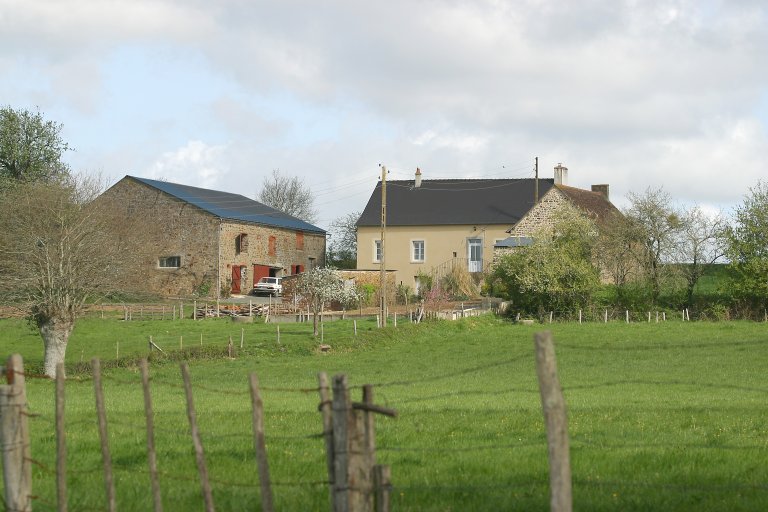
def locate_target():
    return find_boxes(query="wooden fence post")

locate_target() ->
[373,465,391,512]
[249,374,274,512]
[533,332,572,512]
[140,359,163,512]
[332,374,369,512]
[180,363,215,512]
[0,354,32,512]
[92,358,117,512]
[56,363,67,512]
[318,373,335,510]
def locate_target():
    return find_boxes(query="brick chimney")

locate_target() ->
[591,184,609,201]
[554,163,568,185]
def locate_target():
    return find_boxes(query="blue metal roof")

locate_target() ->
[129,176,326,234]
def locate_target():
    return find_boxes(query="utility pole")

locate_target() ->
[534,156,539,203]
[379,165,387,327]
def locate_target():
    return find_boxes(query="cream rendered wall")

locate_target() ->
[356,224,512,288]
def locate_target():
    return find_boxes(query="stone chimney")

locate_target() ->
[415,167,422,188]
[591,184,610,201]
[554,163,568,186]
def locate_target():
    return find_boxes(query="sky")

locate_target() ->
[2,0,767,228]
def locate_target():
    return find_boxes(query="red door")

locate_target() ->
[231,265,242,294]
[253,264,270,285]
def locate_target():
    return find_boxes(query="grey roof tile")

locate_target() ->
[357,178,554,226]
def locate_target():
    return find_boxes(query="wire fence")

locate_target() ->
[3,328,768,511]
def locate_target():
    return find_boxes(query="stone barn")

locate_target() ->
[98,176,326,298]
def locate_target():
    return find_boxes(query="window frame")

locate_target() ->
[411,239,425,263]
[373,240,382,263]
[158,256,181,269]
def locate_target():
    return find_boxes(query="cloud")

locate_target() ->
[3,0,768,223]
[145,141,230,189]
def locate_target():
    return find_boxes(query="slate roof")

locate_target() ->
[127,176,326,234]
[356,178,555,227]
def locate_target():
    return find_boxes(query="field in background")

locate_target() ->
[2,315,767,511]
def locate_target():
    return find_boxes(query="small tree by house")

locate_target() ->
[490,203,600,315]
[296,266,359,337]
[0,176,152,377]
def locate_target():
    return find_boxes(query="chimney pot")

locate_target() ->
[554,163,568,186]
[415,167,422,188]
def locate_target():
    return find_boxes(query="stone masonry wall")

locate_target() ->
[99,178,220,297]
[219,221,326,293]
[508,188,570,237]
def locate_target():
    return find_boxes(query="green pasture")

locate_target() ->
[2,314,767,511]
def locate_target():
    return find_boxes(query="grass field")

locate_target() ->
[2,314,768,511]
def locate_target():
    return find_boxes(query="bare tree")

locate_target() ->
[0,176,150,377]
[625,187,682,304]
[0,106,71,187]
[675,206,727,307]
[258,169,317,223]
[327,211,360,268]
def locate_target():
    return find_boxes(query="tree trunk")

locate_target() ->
[312,301,320,337]
[40,317,75,378]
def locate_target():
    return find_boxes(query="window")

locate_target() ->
[373,240,382,263]
[158,256,181,268]
[268,235,277,257]
[296,232,304,250]
[308,257,316,269]
[411,240,425,262]
[235,233,248,254]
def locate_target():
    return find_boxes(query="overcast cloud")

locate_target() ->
[2,0,766,225]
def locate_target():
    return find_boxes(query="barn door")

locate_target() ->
[253,264,270,283]
[231,265,242,294]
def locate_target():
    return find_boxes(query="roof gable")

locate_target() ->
[356,178,555,227]
[555,185,622,225]
[125,176,325,234]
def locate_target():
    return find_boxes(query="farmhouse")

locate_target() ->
[356,165,620,291]
[98,176,326,298]
[495,164,622,257]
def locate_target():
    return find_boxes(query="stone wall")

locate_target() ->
[219,221,326,293]
[99,178,221,297]
[508,188,570,237]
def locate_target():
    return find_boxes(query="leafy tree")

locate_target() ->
[327,211,360,269]
[725,181,768,310]
[624,187,681,305]
[490,203,600,314]
[258,169,317,223]
[296,266,359,336]
[0,176,150,377]
[0,106,71,188]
